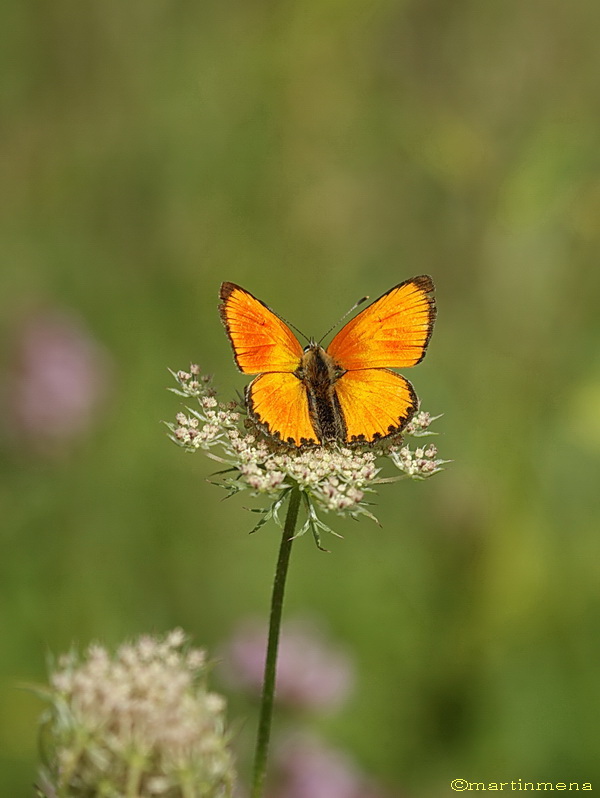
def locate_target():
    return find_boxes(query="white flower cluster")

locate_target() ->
[167,366,446,542]
[390,442,445,479]
[170,366,241,450]
[38,630,235,798]
[233,435,378,512]
[404,410,440,436]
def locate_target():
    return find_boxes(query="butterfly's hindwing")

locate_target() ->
[334,368,418,443]
[246,372,317,446]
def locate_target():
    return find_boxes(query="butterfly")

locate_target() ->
[219,276,436,447]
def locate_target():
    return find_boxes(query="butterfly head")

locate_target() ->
[302,338,318,353]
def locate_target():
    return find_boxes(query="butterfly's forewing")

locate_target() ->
[247,372,317,446]
[335,369,417,443]
[327,276,435,370]
[219,282,303,374]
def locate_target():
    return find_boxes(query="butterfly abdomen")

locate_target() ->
[298,346,347,443]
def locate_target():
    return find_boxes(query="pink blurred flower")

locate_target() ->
[223,618,354,712]
[5,309,111,451]
[270,735,397,798]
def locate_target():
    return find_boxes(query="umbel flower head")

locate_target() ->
[36,629,236,798]
[166,366,447,549]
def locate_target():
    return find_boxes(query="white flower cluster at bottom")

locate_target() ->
[38,630,235,798]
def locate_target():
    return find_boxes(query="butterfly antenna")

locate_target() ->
[273,311,310,344]
[317,294,369,345]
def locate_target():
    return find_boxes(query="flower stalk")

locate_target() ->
[250,485,301,798]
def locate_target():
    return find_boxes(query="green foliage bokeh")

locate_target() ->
[2,1,600,795]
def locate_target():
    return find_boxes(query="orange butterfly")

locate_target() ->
[219,277,436,447]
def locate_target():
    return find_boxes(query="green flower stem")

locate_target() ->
[126,759,143,798]
[250,486,301,798]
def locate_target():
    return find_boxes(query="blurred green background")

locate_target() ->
[2,0,600,795]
